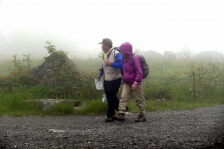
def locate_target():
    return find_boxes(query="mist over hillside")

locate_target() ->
[1,27,223,62]
[0,27,100,60]
[1,0,224,61]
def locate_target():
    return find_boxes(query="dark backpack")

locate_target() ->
[113,47,121,59]
[131,54,149,79]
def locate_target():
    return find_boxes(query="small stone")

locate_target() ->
[48,129,65,133]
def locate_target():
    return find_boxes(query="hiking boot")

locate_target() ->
[112,115,117,120]
[126,106,129,112]
[135,115,146,122]
[105,117,114,122]
[114,113,125,122]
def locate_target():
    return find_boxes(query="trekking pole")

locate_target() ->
[161,64,163,84]
[193,72,196,106]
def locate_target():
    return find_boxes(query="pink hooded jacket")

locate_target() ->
[120,42,143,84]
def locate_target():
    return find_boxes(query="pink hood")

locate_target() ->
[120,42,134,58]
[120,42,143,84]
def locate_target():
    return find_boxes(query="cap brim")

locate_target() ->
[98,42,103,44]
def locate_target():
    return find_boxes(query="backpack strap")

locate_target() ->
[113,48,116,62]
[131,55,138,66]
[131,51,139,65]
[113,48,119,63]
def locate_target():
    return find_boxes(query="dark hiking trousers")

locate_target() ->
[104,78,121,118]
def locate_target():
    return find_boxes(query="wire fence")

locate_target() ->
[1,63,224,83]
[1,64,191,83]
[0,71,223,90]
[1,63,223,86]
[0,67,223,113]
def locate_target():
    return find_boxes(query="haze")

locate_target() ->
[0,0,224,59]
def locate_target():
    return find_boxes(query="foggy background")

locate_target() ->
[0,0,224,60]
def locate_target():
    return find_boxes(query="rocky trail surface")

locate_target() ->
[0,105,224,149]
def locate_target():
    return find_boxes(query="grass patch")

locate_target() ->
[75,100,107,115]
[45,102,74,115]
[0,51,224,116]
[127,99,224,113]
[0,97,223,116]
[74,96,224,115]
[0,94,42,116]
[0,96,74,116]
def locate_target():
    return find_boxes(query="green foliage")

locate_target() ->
[97,51,104,61]
[0,42,224,115]
[75,100,107,115]
[42,41,79,86]
[45,41,68,56]
[188,62,224,98]
[45,102,74,115]
[11,53,33,84]
[36,42,82,98]
[144,86,173,100]
[0,94,42,116]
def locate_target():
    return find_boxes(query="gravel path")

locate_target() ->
[0,105,224,149]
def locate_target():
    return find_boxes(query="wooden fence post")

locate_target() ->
[193,72,196,106]
[161,64,163,84]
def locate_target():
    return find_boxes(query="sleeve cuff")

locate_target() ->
[111,62,115,68]
[134,80,141,84]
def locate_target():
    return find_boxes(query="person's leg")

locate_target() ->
[105,86,115,118]
[114,78,121,111]
[115,97,119,111]
[103,80,108,97]
[105,78,121,118]
[104,80,112,122]
[113,78,129,112]
[118,83,132,114]
[114,83,132,121]
[133,83,146,122]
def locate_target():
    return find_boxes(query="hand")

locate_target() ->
[132,83,138,91]
[97,75,101,80]
[105,60,112,66]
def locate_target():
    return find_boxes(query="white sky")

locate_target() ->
[0,0,224,57]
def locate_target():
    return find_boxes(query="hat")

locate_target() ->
[98,38,113,47]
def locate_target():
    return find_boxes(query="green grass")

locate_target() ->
[45,102,74,115]
[0,87,223,116]
[0,93,75,116]
[0,52,224,116]
[0,74,223,116]
[74,98,224,115]
[128,97,224,112]
[0,95,42,116]
[75,100,108,115]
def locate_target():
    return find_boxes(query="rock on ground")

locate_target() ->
[0,105,224,149]
[25,99,85,111]
[30,53,79,86]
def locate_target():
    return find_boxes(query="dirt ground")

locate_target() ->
[0,105,224,149]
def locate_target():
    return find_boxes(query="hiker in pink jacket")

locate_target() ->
[115,42,146,122]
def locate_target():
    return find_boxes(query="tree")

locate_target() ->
[177,46,195,62]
